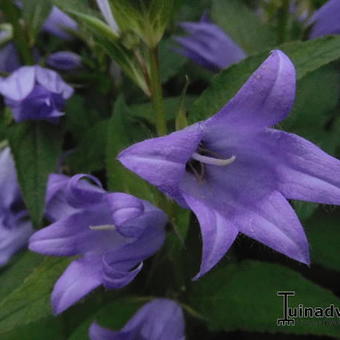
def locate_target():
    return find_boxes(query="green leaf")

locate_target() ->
[22,0,53,43]
[8,122,62,227]
[130,95,197,124]
[0,251,43,299]
[189,35,340,124]
[106,97,156,202]
[0,256,71,333]
[211,0,276,53]
[306,209,340,272]
[68,119,108,173]
[0,318,63,340]
[189,260,340,337]
[159,39,187,83]
[69,298,144,340]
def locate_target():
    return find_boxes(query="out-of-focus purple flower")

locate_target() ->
[174,16,246,72]
[0,43,21,73]
[0,147,33,266]
[0,66,73,122]
[46,51,82,71]
[29,174,167,314]
[119,50,340,279]
[43,6,78,40]
[89,298,185,340]
[309,0,340,39]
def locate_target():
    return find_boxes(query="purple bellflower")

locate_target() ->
[0,66,73,122]
[89,298,185,340]
[46,51,82,71]
[29,174,167,314]
[308,0,340,39]
[119,50,340,279]
[0,44,21,73]
[174,15,246,72]
[43,6,78,40]
[0,147,33,266]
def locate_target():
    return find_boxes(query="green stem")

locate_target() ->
[2,0,34,65]
[277,0,290,44]
[148,46,167,136]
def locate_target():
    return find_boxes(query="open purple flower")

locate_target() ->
[0,66,73,122]
[174,15,246,71]
[89,298,185,340]
[43,6,78,40]
[308,0,340,39]
[119,50,340,279]
[29,174,167,314]
[0,147,33,266]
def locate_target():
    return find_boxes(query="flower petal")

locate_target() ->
[29,209,126,256]
[235,191,310,265]
[43,6,78,40]
[269,130,340,205]
[89,323,130,340]
[183,193,238,279]
[95,0,119,34]
[118,124,203,207]
[0,66,35,101]
[309,0,340,39]
[52,256,102,314]
[0,147,20,209]
[205,50,296,137]
[35,66,73,98]
[123,299,185,340]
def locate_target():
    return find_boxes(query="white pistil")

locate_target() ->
[89,224,116,231]
[192,152,236,166]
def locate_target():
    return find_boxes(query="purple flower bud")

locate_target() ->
[29,174,167,314]
[174,16,246,71]
[47,51,82,71]
[0,44,21,73]
[89,299,185,340]
[0,66,73,122]
[43,6,78,40]
[0,147,33,266]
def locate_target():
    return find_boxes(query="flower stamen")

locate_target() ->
[191,152,236,166]
[89,224,116,231]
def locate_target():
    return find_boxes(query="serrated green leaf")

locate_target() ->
[306,209,340,272]
[0,256,71,333]
[211,0,276,53]
[8,122,62,228]
[189,35,340,124]
[189,260,340,337]
[106,97,156,202]
[22,0,53,43]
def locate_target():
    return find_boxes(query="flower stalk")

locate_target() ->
[148,46,167,136]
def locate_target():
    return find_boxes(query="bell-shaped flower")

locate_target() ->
[43,6,78,40]
[46,51,82,71]
[0,147,33,266]
[174,15,246,72]
[89,298,185,340]
[29,174,167,314]
[308,0,340,39]
[119,50,340,279]
[0,66,73,122]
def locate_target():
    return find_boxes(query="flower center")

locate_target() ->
[191,152,236,166]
